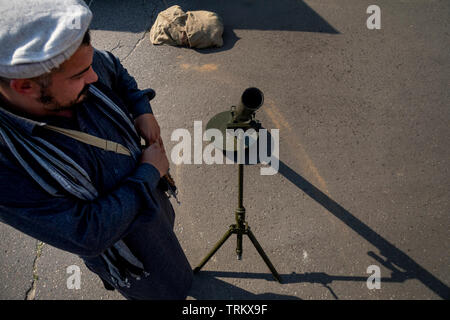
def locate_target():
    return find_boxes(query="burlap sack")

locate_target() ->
[149,5,223,49]
[149,5,189,46]
[185,10,223,48]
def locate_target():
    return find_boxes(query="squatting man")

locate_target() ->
[0,0,192,299]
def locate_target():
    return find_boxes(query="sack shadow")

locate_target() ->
[87,0,339,53]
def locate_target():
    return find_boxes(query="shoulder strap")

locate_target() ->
[44,124,180,203]
[43,124,144,156]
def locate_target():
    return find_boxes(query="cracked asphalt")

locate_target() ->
[1,0,449,300]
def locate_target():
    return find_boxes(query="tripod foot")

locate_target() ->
[194,227,234,274]
[193,267,201,274]
[246,228,282,283]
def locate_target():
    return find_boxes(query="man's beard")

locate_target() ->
[40,85,90,113]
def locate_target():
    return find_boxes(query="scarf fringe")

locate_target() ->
[0,84,148,289]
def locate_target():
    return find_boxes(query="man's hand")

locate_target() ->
[140,140,169,177]
[134,113,161,147]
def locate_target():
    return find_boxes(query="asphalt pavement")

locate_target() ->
[1,0,449,300]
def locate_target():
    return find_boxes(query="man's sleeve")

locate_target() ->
[92,49,153,119]
[0,160,161,258]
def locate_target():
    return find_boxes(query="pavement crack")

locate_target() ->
[122,32,148,62]
[110,40,122,53]
[25,240,44,300]
[122,2,159,62]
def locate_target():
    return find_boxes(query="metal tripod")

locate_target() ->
[193,163,282,283]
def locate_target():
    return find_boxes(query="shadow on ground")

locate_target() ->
[189,271,301,300]
[193,129,450,299]
[277,160,450,299]
[190,269,416,300]
[87,0,339,53]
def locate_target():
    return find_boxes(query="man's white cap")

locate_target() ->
[0,0,92,79]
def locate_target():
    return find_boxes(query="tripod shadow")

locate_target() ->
[277,160,450,299]
[200,130,450,299]
[260,128,449,299]
[191,264,420,300]
[189,271,301,300]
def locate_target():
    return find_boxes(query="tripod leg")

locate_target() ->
[193,227,235,274]
[237,232,243,260]
[246,228,282,283]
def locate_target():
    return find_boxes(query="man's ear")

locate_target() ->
[9,79,41,98]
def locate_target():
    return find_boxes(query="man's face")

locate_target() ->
[39,44,98,116]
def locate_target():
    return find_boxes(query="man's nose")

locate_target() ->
[85,66,98,84]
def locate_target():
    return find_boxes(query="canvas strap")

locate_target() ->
[43,124,179,203]
[43,124,145,156]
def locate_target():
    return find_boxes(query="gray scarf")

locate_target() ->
[0,84,150,288]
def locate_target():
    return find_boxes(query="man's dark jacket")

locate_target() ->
[0,49,193,300]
